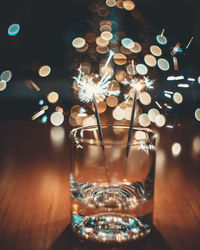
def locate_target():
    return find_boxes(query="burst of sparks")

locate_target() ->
[123,77,154,89]
[73,66,118,103]
[123,77,154,103]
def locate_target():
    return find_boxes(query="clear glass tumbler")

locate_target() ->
[69,125,156,243]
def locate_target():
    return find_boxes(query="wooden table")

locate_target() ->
[0,121,200,250]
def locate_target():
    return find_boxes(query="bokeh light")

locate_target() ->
[148,108,160,122]
[47,92,59,103]
[192,136,200,156]
[96,36,109,46]
[124,107,132,120]
[41,115,48,123]
[136,64,148,75]
[92,101,107,114]
[123,1,136,11]
[112,106,125,120]
[113,53,127,65]
[129,42,142,53]
[96,46,109,54]
[39,99,44,105]
[172,142,181,156]
[155,114,166,127]
[173,92,183,104]
[106,0,116,7]
[156,35,167,45]
[106,95,118,107]
[50,112,64,126]
[139,92,151,105]
[83,116,97,126]
[8,23,20,36]
[138,113,151,127]
[157,58,170,71]
[38,65,51,77]
[101,31,113,41]
[1,70,12,82]
[195,108,200,121]
[144,54,157,67]
[121,38,135,49]
[150,45,162,56]
[134,131,146,140]
[0,80,7,91]
[50,126,65,147]
[72,37,86,48]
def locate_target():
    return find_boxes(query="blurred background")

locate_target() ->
[0,0,200,125]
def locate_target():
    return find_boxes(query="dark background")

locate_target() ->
[0,0,200,121]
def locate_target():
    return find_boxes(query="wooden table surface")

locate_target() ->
[0,121,200,250]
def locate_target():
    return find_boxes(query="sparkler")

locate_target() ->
[73,68,110,151]
[73,51,116,180]
[122,77,154,157]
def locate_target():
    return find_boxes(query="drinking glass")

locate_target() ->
[69,125,156,243]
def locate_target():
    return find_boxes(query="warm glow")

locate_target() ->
[123,1,136,11]
[50,112,64,126]
[138,114,151,127]
[150,45,162,56]
[106,95,118,107]
[1,70,12,82]
[148,108,160,122]
[50,126,65,147]
[155,114,166,127]
[157,58,170,71]
[38,65,51,77]
[172,142,181,156]
[0,80,7,91]
[113,53,127,65]
[195,108,200,121]
[47,92,59,103]
[106,0,116,7]
[72,37,86,48]
[96,36,109,46]
[139,92,151,105]
[121,38,135,49]
[144,54,157,67]
[129,42,142,53]
[101,31,113,41]
[112,106,125,120]
[136,64,148,75]
[173,92,183,104]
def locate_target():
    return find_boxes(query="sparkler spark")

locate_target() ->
[73,65,118,103]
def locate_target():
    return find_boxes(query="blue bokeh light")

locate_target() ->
[41,115,48,123]
[39,99,44,105]
[8,24,20,36]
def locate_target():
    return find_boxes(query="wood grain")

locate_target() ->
[0,121,200,250]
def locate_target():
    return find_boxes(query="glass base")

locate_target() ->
[71,213,151,243]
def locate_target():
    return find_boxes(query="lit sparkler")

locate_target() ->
[122,76,155,157]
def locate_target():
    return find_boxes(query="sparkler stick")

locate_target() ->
[92,94,110,181]
[92,94,104,151]
[126,92,137,157]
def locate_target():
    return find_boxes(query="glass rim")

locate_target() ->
[70,124,156,146]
